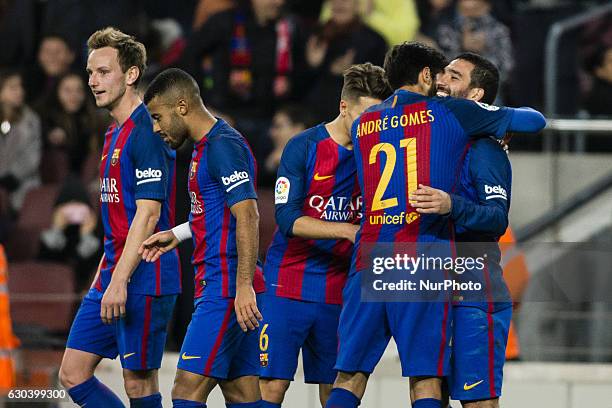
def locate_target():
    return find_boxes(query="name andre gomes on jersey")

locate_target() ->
[356,110,435,137]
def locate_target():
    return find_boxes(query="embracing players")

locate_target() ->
[139,68,266,408]
[325,42,545,408]
[411,52,515,408]
[60,28,180,408]
[258,63,392,408]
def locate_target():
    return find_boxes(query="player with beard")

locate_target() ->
[139,68,266,408]
[411,52,514,408]
[325,42,545,408]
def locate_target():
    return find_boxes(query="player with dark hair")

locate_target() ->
[139,67,266,408]
[59,27,180,408]
[325,42,545,408]
[411,52,514,408]
[258,63,392,408]
[437,52,500,105]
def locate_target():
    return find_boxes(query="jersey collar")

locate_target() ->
[195,117,225,148]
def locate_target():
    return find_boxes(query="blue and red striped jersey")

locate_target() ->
[264,124,361,305]
[97,103,180,296]
[351,90,518,275]
[188,119,265,299]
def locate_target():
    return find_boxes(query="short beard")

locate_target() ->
[453,88,470,100]
[168,114,189,150]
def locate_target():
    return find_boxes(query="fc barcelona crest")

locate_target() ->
[190,162,198,179]
[259,353,268,367]
[111,148,121,166]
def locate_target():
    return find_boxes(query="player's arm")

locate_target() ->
[410,139,510,237]
[101,125,172,324]
[508,107,546,133]
[231,199,262,332]
[208,136,261,332]
[275,136,358,243]
[445,99,546,139]
[447,139,511,236]
[101,199,161,324]
[292,217,359,243]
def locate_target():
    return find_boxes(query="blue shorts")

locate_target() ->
[449,305,512,401]
[177,295,261,380]
[259,294,341,384]
[66,288,176,370]
[335,273,452,377]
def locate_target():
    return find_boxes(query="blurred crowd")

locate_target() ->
[0,0,611,294]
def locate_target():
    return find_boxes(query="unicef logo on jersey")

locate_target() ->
[222,171,250,192]
[275,177,290,204]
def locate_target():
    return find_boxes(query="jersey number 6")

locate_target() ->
[259,323,269,352]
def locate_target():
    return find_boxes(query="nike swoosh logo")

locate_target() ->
[181,352,201,360]
[101,154,108,162]
[463,380,484,391]
[123,352,136,359]
[314,173,333,181]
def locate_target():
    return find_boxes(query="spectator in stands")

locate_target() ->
[0,0,37,68]
[182,0,307,163]
[261,104,312,187]
[192,0,236,30]
[303,0,387,122]
[416,0,454,39]
[583,45,612,116]
[37,72,102,174]
[39,175,100,292]
[0,69,42,214]
[434,0,513,86]
[25,34,76,104]
[41,0,145,65]
[320,0,421,46]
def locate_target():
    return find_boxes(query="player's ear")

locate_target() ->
[177,99,188,116]
[125,66,140,86]
[339,99,348,117]
[422,67,432,86]
[468,87,485,102]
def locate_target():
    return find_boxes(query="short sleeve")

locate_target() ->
[207,136,257,208]
[443,98,514,139]
[129,127,173,201]
[274,135,309,237]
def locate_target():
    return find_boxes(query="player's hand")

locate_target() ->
[234,285,262,332]
[500,133,514,153]
[100,281,127,324]
[409,184,452,215]
[138,230,179,262]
